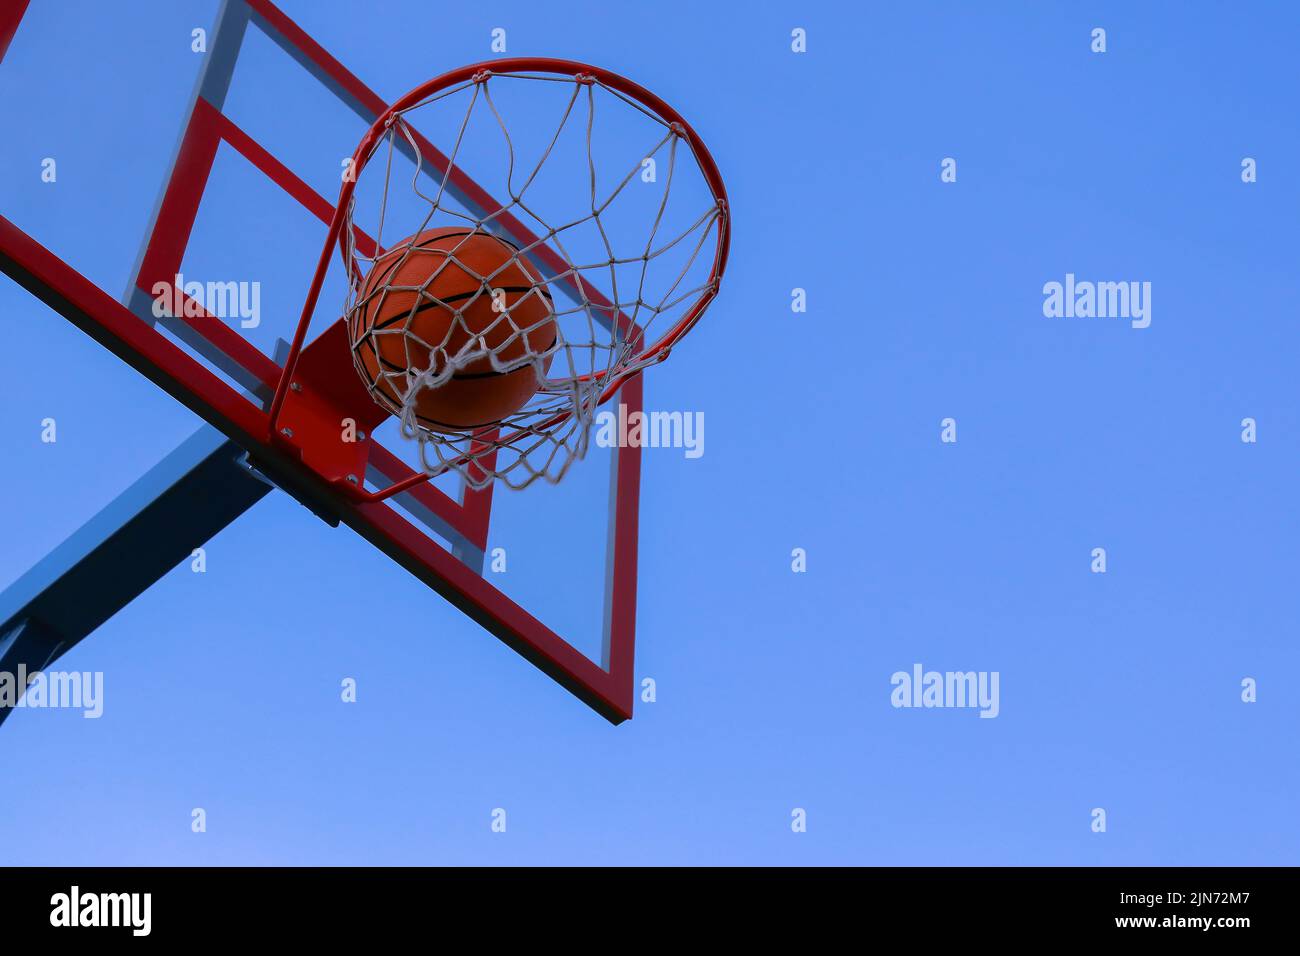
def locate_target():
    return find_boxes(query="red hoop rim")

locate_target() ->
[346,58,730,380]
[355,58,728,256]
[270,58,730,497]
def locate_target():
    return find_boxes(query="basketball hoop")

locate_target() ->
[270,58,730,493]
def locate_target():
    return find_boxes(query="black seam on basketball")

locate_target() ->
[368,286,554,333]
[416,414,502,431]
[361,325,557,369]
[363,230,477,292]
[363,230,548,306]
[449,357,551,381]
[368,351,553,381]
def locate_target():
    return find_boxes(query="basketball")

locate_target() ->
[350,227,556,433]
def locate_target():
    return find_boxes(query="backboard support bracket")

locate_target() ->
[0,427,273,726]
[270,319,386,499]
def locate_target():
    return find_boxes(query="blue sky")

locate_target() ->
[0,0,1297,865]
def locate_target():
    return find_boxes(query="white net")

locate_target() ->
[340,66,728,491]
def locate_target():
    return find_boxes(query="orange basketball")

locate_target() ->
[350,227,556,433]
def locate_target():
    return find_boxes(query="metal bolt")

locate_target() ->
[357,431,367,441]
[346,474,359,485]
[281,427,293,438]
[290,382,302,393]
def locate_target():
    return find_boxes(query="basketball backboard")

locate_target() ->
[0,0,727,723]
